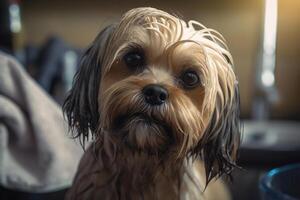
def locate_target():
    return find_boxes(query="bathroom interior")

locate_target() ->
[0,0,299,199]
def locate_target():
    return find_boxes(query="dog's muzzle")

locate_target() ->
[142,84,168,106]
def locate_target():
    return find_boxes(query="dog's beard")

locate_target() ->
[100,77,205,157]
[113,112,174,154]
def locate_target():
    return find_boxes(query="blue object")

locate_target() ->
[260,163,300,200]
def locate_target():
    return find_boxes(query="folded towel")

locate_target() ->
[0,52,83,193]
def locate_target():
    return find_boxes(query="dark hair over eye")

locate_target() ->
[123,50,145,71]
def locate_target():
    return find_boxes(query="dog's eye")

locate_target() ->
[180,70,200,89]
[123,51,145,70]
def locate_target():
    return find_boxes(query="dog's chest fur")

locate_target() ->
[65,145,214,200]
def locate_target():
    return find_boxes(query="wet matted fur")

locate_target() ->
[63,7,241,200]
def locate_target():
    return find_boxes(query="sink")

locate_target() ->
[240,120,300,165]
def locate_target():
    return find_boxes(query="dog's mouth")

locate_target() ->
[112,113,174,154]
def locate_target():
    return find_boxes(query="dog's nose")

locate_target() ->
[142,84,168,105]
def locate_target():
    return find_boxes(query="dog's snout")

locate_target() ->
[142,84,168,105]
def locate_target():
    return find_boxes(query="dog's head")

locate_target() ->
[63,7,241,182]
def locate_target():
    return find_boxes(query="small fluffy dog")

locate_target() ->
[63,7,241,200]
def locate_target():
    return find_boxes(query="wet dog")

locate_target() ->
[63,7,241,200]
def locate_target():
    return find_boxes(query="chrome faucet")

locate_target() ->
[253,0,279,120]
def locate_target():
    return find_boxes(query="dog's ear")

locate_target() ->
[63,25,115,146]
[193,82,241,184]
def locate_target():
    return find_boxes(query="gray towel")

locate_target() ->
[0,52,82,192]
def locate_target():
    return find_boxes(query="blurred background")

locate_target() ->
[0,0,299,199]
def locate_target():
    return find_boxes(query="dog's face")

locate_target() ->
[64,7,240,182]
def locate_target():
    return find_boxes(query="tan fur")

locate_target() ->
[64,7,240,200]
